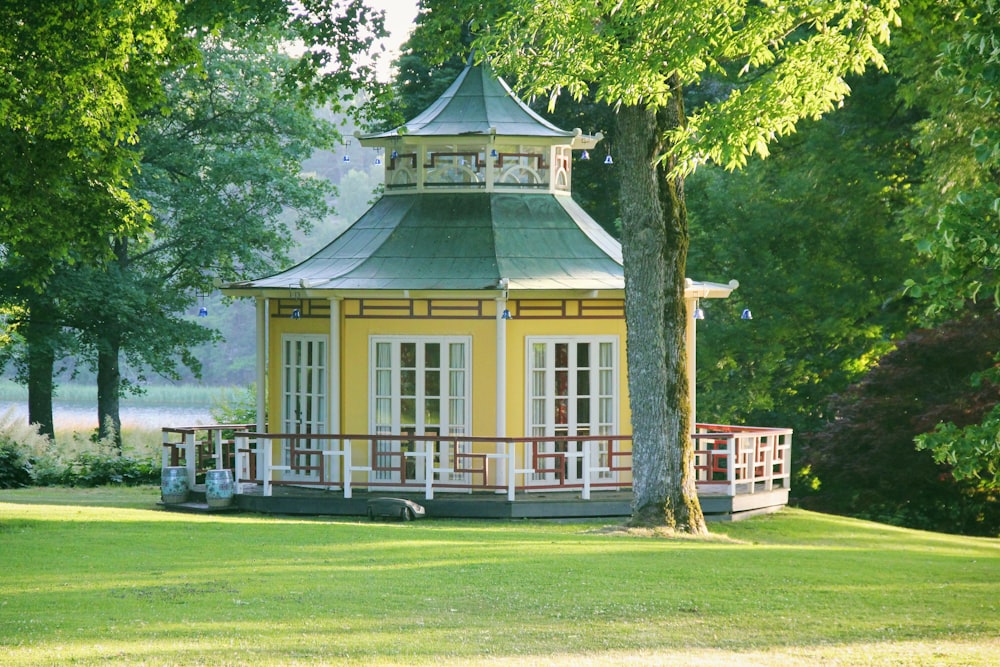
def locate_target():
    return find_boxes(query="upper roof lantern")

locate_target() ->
[358,60,601,194]
[360,60,601,147]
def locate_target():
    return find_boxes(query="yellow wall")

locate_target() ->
[264,296,630,487]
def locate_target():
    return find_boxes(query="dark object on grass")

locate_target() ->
[367,497,425,521]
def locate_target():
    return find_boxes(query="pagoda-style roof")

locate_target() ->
[361,63,588,143]
[224,193,624,293]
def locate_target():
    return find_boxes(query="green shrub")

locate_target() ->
[0,443,32,489]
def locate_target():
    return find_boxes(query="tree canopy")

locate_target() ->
[409,0,899,531]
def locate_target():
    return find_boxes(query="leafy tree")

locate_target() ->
[1,1,387,439]
[887,0,1000,487]
[69,24,338,446]
[417,0,899,531]
[688,70,921,436]
[799,304,1000,536]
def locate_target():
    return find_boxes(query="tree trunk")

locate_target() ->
[617,98,706,533]
[25,294,57,440]
[97,333,123,452]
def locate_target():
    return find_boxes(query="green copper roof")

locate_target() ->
[228,193,624,292]
[362,63,578,140]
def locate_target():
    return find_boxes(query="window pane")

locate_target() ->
[376,398,391,424]
[401,370,416,396]
[450,343,464,369]
[425,369,440,397]
[425,399,440,425]
[401,398,416,424]
[401,342,416,367]
[577,397,590,423]
[450,398,465,426]
[450,370,465,397]
[555,398,568,425]
[532,343,546,368]
[425,343,440,368]
[376,342,391,367]
[600,369,612,395]
[555,370,568,396]
[376,369,391,396]
[577,369,590,396]
[600,342,613,367]
[532,370,545,397]
[555,343,568,367]
[577,343,589,367]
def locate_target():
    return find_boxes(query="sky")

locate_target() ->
[370,0,421,81]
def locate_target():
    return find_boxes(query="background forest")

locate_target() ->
[2,1,999,534]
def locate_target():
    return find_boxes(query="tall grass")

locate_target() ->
[0,379,239,406]
[0,495,998,666]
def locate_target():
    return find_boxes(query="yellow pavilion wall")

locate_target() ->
[264,296,631,488]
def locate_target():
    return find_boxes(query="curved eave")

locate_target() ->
[221,193,626,296]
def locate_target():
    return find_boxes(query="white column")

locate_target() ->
[685,298,697,427]
[329,297,342,484]
[255,298,268,485]
[495,297,508,488]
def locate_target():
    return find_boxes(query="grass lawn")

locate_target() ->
[1,487,998,666]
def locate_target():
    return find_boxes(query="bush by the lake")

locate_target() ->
[0,407,158,488]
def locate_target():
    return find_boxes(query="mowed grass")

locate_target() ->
[1,487,998,666]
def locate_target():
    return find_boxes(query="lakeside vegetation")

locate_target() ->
[0,379,242,407]
[1,489,998,666]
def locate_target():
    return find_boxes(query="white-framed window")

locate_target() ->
[526,337,618,484]
[370,337,471,484]
[280,335,328,481]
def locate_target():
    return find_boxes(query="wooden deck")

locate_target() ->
[166,483,787,522]
[161,423,792,521]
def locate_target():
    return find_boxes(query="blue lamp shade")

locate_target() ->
[580,150,590,160]
[390,150,398,159]
[604,153,614,165]
[501,308,513,320]
[374,157,382,166]
[342,154,350,163]
[291,308,301,320]
[491,148,499,158]
[198,306,208,317]
[693,307,705,320]
[741,308,753,320]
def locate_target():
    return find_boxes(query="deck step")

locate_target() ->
[158,501,239,514]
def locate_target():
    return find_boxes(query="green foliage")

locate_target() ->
[798,306,1000,535]
[917,367,1000,488]
[897,0,1000,319]
[688,70,921,433]
[209,384,258,425]
[0,444,31,489]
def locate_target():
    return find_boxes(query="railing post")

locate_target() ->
[424,440,434,501]
[343,438,352,499]
[213,428,224,471]
[263,438,272,497]
[161,430,170,470]
[184,431,197,489]
[582,441,591,500]
[507,441,516,501]
[727,436,737,497]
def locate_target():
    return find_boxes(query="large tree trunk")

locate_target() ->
[617,98,706,533]
[25,294,57,440]
[96,333,123,452]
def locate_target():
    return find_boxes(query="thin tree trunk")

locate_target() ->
[617,96,706,533]
[97,333,123,452]
[25,294,56,440]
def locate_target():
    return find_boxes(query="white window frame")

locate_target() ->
[280,334,331,483]
[525,336,619,486]
[368,336,472,487]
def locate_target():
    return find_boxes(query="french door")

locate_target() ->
[281,335,328,482]
[527,338,618,485]
[370,337,470,485]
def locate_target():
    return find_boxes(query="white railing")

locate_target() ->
[692,424,793,496]
[223,425,791,501]
[161,424,255,488]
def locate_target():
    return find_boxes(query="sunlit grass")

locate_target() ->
[1,489,998,666]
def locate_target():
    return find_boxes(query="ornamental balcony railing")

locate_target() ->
[162,424,791,501]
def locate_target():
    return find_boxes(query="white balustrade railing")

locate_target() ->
[221,425,791,500]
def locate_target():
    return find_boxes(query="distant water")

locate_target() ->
[0,401,213,432]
